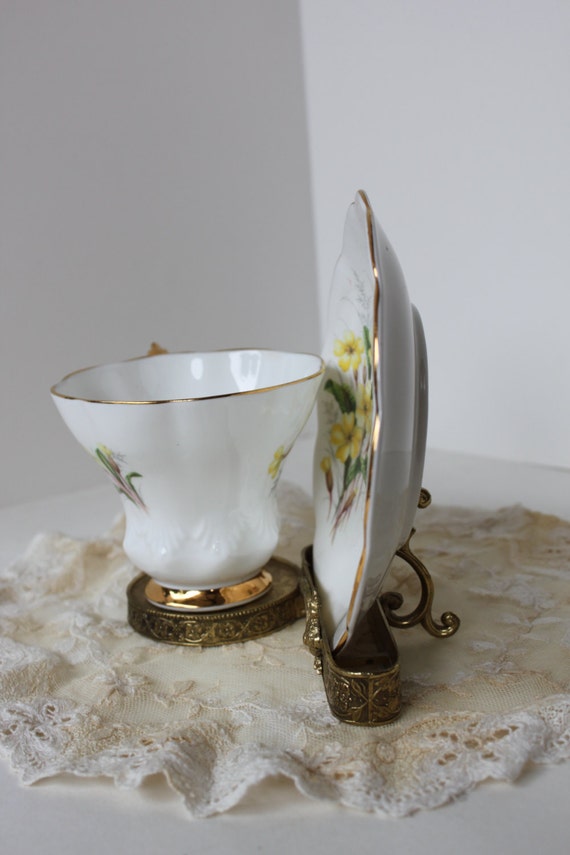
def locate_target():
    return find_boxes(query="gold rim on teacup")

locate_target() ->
[51,348,325,405]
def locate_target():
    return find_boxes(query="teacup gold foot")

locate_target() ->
[144,569,273,612]
[127,557,304,646]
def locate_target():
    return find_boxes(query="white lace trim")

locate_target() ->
[0,485,569,817]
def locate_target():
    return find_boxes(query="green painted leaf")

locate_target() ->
[363,325,372,372]
[95,448,118,476]
[347,457,363,485]
[324,379,356,413]
[342,455,351,491]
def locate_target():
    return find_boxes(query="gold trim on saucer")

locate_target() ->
[127,557,304,646]
[144,569,273,611]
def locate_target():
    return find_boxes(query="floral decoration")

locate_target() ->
[268,446,286,480]
[94,445,147,511]
[268,444,294,489]
[321,325,375,535]
[333,330,365,372]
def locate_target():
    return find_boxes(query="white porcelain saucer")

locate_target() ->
[312,191,425,654]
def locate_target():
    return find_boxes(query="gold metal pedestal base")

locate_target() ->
[127,556,305,646]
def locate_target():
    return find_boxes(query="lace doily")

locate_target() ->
[0,483,569,818]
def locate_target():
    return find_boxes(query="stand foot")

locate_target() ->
[301,547,401,726]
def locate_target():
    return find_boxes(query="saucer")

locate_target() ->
[401,304,429,541]
[312,191,420,654]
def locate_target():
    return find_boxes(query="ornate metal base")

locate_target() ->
[301,547,401,726]
[128,556,305,646]
[301,488,460,726]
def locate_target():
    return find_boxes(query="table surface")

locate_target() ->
[1,443,569,855]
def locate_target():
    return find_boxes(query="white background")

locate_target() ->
[1,4,569,847]
[2,0,570,506]
[0,0,318,505]
[300,0,570,469]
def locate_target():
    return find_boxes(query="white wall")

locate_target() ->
[0,1,318,505]
[299,0,570,468]
[3,1,569,509]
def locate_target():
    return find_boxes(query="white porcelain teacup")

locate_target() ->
[52,349,324,608]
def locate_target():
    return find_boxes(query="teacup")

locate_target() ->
[52,349,324,609]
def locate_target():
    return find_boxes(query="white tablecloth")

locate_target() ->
[1,445,569,853]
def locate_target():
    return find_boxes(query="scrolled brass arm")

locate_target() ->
[380,526,460,639]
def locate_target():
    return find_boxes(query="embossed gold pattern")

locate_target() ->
[128,557,304,646]
[301,547,401,726]
[325,661,401,725]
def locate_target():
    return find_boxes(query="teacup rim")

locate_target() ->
[51,347,325,405]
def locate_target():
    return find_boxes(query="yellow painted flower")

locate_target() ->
[320,455,333,497]
[356,381,373,430]
[330,413,363,463]
[333,331,364,372]
[268,445,285,479]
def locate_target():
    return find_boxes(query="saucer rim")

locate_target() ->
[311,190,417,655]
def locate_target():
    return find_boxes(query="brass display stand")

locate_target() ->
[127,556,305,646]
[301,551,401,725]
[301,490,460,726]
